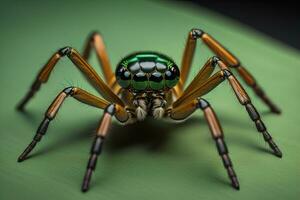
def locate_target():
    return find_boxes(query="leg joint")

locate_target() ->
[58,46,72,56]
[87,154,98,170]
[216,137,228,155]
[255,120,266,132]
[91,136,104,155]
[105,104,116,115]
[197,98,210,110]
[211,56,220,67]
[33,133,43,141]
[221,154,232,167]
[222,69,233,78]
[89,31,101,40]
[245,103,260,121]
[36,117,50,135]
[262,131,272,141]
[190,28,204,39]
[63,86,76,95]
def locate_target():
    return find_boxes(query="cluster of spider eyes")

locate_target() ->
[116,61,180,91]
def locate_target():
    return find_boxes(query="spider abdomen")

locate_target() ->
[115,52,180,91]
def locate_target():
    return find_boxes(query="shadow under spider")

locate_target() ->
[19,107,275,159]
[25,116,202,159]
[105,117,203,153]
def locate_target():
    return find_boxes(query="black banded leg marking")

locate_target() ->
[198,98,240,190]
[18,87,74,162]
[190,28,281,114]
[18,118,50,162]
[81,104,115,192]
[245,103,282,157]
[215,138,239,190]
[82,136,104,192]
[217,62,282,158]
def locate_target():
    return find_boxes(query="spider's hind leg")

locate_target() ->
[82,31,120,92]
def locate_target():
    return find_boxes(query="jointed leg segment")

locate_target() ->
[82,32,118,89]
[17,39,129,189]
[18,85,128,191]
[17,29,282,192]
[17,86,110,162]
[17,46,124,111]
[170,98,240,190]
[217,60,282,157]
[182,56,218,96]
[82,104,116,192]
[198,98,239,189]
[172,59,282,157]
[176,28,281,113]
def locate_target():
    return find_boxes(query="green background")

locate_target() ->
[1,0,299,199]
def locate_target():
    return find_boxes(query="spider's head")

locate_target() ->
[115,51,180,92]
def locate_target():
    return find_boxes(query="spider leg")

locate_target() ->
[18,86,128,162]
[17,86,109,161]
[172,59,282,158]
[176,28,280,114]
[82,32,120,93]
[82,104,117,192]
[182,56,218,96]
[170,98,240,190]
[17,47,124,110]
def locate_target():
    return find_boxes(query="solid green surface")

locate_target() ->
[0,0,299,199]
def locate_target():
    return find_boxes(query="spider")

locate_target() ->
[17,28,282,192]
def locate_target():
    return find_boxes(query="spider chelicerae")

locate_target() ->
[17,28,282,192]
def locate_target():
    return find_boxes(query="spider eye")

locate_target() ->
[156,62,167,72]
[140,61,156,73]
[116,67,131,88]
[132,72,148,90]
[128,62,140,74]
[165,66,180,88]
[149,72,164,90]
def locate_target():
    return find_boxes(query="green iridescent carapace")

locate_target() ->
[115,52,180,91]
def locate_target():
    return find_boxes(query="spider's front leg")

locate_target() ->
[16,46,123,111]
[176,28,281,114]
[170,99,239,190]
